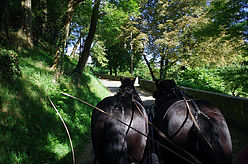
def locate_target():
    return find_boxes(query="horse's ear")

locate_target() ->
[155,79,160,88]
[132,77,136,84]
[120,77,123,82]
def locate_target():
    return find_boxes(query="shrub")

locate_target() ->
[167,66,225,93]
[0,49,21,85]
[217,64,248,97]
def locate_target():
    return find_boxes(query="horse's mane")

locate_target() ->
[154,80,194,103]
[117,78,142,104]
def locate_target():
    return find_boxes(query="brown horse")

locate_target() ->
[153,80,232,164]
[91,78,148,164]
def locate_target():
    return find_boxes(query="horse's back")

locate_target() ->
[91,95,148,163]
[91,96,126,163]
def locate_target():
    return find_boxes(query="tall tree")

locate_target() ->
[51,0,85,70]
[70,33,83,58]
[18,0,33,48]
[73,0,101,79]
[32,0,48,44]
[139,0,245,80]
[68,0,93,58]
[0,0,10,40]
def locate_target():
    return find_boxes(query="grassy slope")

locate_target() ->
[0,47,110,163]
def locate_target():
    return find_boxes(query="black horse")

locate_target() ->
[91,78,148,164]
[153,80,232,164]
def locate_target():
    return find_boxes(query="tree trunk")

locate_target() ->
[70,33,83,58]
[19,0,33,49]
[51,0,84,70]
[130,30,133,75]
[109,65,112,75]
[42,0,47,36]
[114,67,117,76]
[0,0,9,39]
[160,54,165,80]
[73,0,101,79]
[142,52,156,81]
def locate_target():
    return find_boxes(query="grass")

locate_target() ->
[0,47,110,163]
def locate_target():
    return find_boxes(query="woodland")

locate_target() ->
[0,0,247,97]
[0,0,247,163]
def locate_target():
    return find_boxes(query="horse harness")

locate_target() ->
[56,90,202,164]
[158,88,210,123]
[116,88,202,164]
[115,85,146,155]
[157,87,215,151]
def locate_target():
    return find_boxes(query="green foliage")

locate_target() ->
[0,48,21,85]
[89,66,109,75]
[109,0,140,14]
[90,40,109,67]
[208,0,247,38]
[137,0,246,81]
[0,47,110,163]
[218,64,248,97]
[98,1,129,47]
[165,65,248,98]
[134,61,153,80]
[168,66,225,93]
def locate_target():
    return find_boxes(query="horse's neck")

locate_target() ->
[157,93,179,105]
[155,96,182,117]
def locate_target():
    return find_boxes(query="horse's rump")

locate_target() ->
[154,99,232,163]
[103,110,129,164]
[91,92,148,163]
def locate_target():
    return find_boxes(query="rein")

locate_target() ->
[182,96,215,151]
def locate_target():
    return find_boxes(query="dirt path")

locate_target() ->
[77,79,154,164]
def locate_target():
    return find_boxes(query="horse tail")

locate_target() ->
[103,115,128,164]
[190,115,232,164]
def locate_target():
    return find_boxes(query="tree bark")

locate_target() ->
[142,52,156,81]
[160,54,165,80]
[130,30,133,75]
[73,0,101,79]
[51,0,84,70]
[19,0,33,49]
[42,0,47,36]
[109,65,112,75]
[70,33,83,58]
[0,0,9,39]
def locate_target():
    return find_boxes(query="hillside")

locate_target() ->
[0,47,110,163]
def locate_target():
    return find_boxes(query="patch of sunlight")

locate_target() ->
[0,87,22,120]
[10,151,29,163]
[47,133,70,159]
[87,73,110,99]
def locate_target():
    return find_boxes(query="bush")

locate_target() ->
[167,66,225,93]
[218,64,248,97]
[0,49,21,85]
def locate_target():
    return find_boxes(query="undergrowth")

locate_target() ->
[0,47,110,163]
